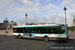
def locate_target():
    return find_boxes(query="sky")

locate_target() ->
[0,0,75,26]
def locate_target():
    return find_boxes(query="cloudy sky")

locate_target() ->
[0,0,75,26]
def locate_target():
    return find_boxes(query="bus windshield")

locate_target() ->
[61,25,65,33]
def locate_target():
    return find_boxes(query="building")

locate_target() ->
[67,15,75,33]
[7,21,17,30]
[0,18,17,34]
[0,18,17,30]
[73,15,75,26]
[0,23,5,30]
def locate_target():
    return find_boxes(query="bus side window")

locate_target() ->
[28,28,34,33]
[51,27,60,34]
[13,28,17,33]
[34,30,37,33]
[22,28,25,33]
[31,30,34,33]
[50,28,54,33]
[28,30,30,33]
[45,30,47,33]
[17,28,22,33]
[26,28,29,33]
[54,28,58,33]
[44,27,50,33]
[38,30,40,33]
[37,29,40,33]
[37,27,41,33]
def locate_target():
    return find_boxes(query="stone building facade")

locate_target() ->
[0,19,17,30]
[73,15,75,26]
[0,18,17,34]
[7,21,17,30]
[0,23,5,30]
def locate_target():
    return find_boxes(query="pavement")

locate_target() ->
[0,36,75,50]
[0,33,13,36]
[69,37,75,40]
[0,33,75,40]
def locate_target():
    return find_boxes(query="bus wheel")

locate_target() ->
[44,36,49,42]
[18,35,22,39]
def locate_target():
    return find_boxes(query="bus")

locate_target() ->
[13,24,68,41]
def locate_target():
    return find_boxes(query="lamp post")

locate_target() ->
[25,13,28,25]
[64,6,67,24]
[5,18,7,34]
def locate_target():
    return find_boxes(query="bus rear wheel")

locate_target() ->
[44,36,49,42]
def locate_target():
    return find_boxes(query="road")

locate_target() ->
[0,36,75,50]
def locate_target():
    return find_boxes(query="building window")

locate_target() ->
[10,26,11,30]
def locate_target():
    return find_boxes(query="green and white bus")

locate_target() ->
[13,24,68,41]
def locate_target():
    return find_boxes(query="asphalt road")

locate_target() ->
[0,36,75,50]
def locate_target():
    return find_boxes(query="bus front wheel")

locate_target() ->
[44,36,49,42]
[18,35,22,39]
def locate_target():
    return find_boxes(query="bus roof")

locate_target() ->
[13,24,64,28]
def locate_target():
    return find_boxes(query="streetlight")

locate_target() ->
[5,18,7,34]
[64,6,67,24]
[25,13,28,25]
